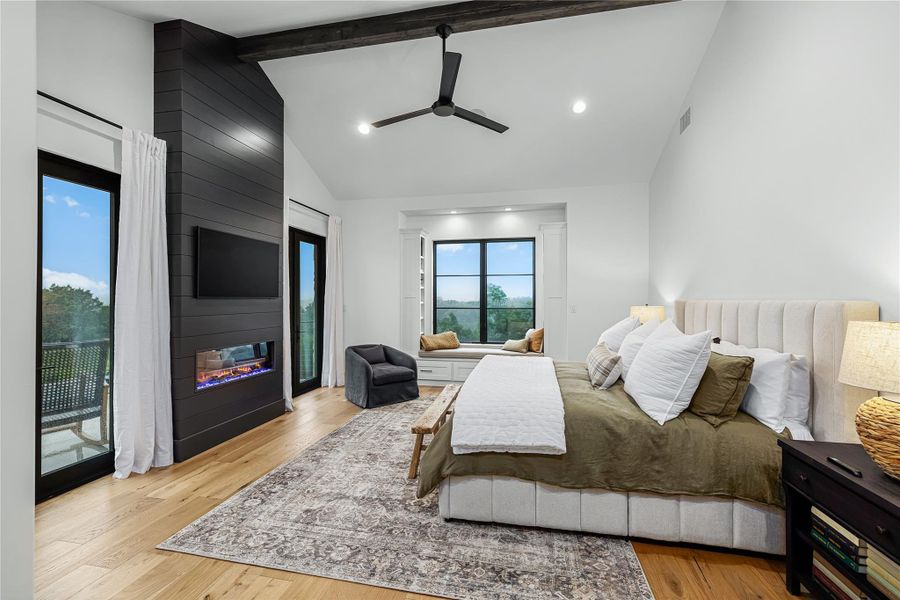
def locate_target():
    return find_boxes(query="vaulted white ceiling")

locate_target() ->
[99,0,725,201]
[95,1,453,37]
[263,1,724,199]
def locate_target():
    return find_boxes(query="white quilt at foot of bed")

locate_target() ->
[450,355,566,455]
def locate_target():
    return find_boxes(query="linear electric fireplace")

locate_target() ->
[196,342,275,391]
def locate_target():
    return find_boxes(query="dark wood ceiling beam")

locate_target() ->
[236,0,676,62]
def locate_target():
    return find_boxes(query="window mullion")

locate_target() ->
[480,241,487,344]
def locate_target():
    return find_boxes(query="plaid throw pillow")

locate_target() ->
[586,342,622,389]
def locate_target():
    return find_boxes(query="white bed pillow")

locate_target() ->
[597,316,640,353]
[617,317,660,378]
[624,320,713,425]
[712,341,791,433]
[785,355,811,426]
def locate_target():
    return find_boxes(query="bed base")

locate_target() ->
[438,475,785,555]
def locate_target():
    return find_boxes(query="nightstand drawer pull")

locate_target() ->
[798,473,808,482]
[876,525,888,535]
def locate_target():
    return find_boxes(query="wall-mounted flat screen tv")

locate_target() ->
[196,227,279,298]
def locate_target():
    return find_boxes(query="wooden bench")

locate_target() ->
[408,383,460,479]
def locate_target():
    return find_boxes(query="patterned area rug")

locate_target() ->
[159,398,654,600]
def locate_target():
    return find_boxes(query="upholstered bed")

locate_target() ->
[425,299,879,554]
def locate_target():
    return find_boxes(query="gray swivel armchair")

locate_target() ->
[344,344,419,408]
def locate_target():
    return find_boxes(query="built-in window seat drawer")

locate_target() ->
[452,362,478,381]
[416,361,452,381]
[416,359,474,383]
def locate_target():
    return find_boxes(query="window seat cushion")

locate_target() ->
[418,344,545,360]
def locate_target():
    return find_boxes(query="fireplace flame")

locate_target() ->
[196,345,273,390]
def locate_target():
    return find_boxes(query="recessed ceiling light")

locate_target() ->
[357,122,371,135]
[572,100,587,114]
[504,207,512,212]
[450,210,458,214]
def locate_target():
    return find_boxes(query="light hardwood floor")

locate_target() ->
[35,386,800,600]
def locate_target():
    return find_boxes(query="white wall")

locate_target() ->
[649,0,900,320]
[37,1,154,173]
[403,208,564,240]
[0,2,37,597]
[37,0,153,131]
[343,184,649,360]
[285,134,340,234]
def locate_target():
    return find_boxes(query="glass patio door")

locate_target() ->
[37,151,118,501]
[289,228,325,396]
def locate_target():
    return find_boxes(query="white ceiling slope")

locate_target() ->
[98,0,725,201]
[263,1,724,200]
[94,1,454,37]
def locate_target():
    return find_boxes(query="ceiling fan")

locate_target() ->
[371,24,509,134]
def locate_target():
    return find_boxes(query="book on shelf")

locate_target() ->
[813,551,867,600]
[869,546,900,586]
[811,527,868,573]
[812,507,867,548]
[814,567,855,600]
[813,515,868,560]
[867,550,900,600]
[813,551,868,600]
[868,571,900,600]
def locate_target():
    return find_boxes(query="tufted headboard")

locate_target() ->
[675,299,879,443]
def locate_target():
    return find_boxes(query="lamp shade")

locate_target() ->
[838,321,900,393]
[630,305,665,324]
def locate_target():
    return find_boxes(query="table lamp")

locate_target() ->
[630,305,665,324]
[838,321,900,480]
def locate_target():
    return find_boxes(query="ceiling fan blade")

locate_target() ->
[453,106,508,133]
[371,107,432,128]
[439,52,462,101]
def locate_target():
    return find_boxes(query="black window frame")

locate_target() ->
[433,238,536,344]
[36,150,120,503]
[289,227,326,397]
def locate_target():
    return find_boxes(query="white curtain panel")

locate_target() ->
[281,197,294,411]
[113,128,173,478]
[322,216,344,386]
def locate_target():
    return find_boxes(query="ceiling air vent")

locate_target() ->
[679,106,692,134]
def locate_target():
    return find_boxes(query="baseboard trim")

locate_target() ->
[173,397,285,462]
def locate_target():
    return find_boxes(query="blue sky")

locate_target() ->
[298,241,316,306]
[41,176,111,304]
[436,241,534,301]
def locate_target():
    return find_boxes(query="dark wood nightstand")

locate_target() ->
[780,439,900,599]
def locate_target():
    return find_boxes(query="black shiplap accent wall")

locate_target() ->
[154,20,285,461]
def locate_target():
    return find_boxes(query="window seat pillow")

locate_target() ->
[418,343,544,360]
[501,338,530,353]
[420,331,460,351]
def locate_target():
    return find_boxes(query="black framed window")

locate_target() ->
[289,228,325,396]
[37,151,119,502]
[434,239,535,343]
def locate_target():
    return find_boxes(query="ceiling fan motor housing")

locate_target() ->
[433,101,455,117]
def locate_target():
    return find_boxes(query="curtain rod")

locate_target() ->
[37,90,123,130]
[289,198,329,218]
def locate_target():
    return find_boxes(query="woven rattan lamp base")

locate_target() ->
[856,396,900,481]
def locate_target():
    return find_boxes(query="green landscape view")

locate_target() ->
[435,240,534,343]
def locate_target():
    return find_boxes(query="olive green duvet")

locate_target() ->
[417,361,788,507]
